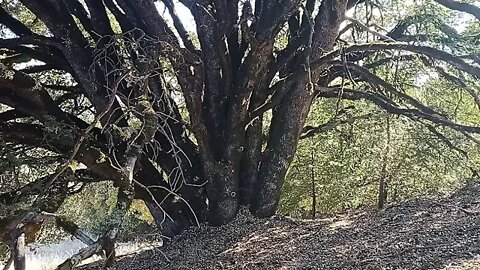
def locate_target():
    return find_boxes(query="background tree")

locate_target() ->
[0,0,479,268]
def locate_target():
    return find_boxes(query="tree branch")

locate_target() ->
[345,16,395,41]
[317,87,480,134]
[84,0,114,37]
[434,0,480,21]
[64,0,95,38]
[0,170,98,206]
[313,42,480,79]
[161,0,197,53]
[300,112,376,139]
[344,61,448,117]
[422,122,469,158]
[0,6,34,36]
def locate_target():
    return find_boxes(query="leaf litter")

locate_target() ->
[81,181,480,270]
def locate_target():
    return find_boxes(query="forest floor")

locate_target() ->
[81,181,480,270]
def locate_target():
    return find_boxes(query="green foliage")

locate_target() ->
[0,0,479,253]
[277,0,478,217]
[0,244,9,262]
[57,182,153,237]
[280,99,473,216]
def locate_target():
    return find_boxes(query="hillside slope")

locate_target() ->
[83,181,480,270]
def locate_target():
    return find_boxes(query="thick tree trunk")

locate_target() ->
[251,0,349,217]
[239,117,263,205]
[205,164,240,225]
[134,156,206,237]
[0,0,364,248]
[239,81,271,206]
[251,81,315,217]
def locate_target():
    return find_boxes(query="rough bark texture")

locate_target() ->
[251,0,350,216]
[13,233,25,270]
[2,1,474,268]
[239,117,263,205]
[0,0,352,233]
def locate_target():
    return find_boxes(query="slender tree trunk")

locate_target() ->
[13,233,25,270]
[378,178,387,209]
[378,116,391,209]
[311,149,317,219]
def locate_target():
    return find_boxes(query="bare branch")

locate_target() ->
[313,42,480,79]
[317,87,480,134]
[300,112,376,139]
[434,0,480,21]
[55,241,103,270]
[345,16,395,41]
[37,70,131,198]
[344,61,447,117]
[0,170,98,206]
[422,123,469,158]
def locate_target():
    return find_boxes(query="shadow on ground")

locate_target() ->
[81,181,480,270]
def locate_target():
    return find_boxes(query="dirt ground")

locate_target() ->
[81,181,480,270]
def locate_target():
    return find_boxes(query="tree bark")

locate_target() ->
[251,80,315,216]
[239,117,263,205]
[13,233,25,270]
[378,116,391,209]
[378,179,387,209]
[252,0,349,217]
[134,157,206,237]
[204,164,240,225]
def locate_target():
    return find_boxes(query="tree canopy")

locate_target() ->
[0,0,479,268]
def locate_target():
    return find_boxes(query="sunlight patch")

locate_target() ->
[327,219,353,231]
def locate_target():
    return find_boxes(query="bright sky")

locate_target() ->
[154,0,476,39]
[155,0,197,33]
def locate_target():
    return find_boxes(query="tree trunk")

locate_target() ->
[251,0,349,217]
[239,117,263,205]
[251,80,315,217]
[378,116,391,209]
[13,233,25,270]
[134,156,206,237]
[205,164,240,225]
[378,179,388,209]
[0,0,359,246]
[311,149,317,219]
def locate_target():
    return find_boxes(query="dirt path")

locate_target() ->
[82,181,480,270]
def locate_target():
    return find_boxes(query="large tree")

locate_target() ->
[1,0,479,268]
